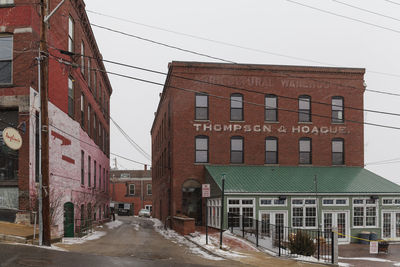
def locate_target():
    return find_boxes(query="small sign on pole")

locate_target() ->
[370,241,378,254]
[202,184,210,198]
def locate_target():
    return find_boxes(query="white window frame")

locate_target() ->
[81,41,85,74]
[259,198,287,207]
[227,198,255,218]
[0,35,13,85]
[207,198,221,228]
[382,198,400,206]
[68,16,74,53]
[291,198,317,229]
[322,198,348,206]
[352,198,379,228]
[128,184,135,196]
[0,0,14,5]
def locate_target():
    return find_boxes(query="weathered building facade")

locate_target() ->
[0,0,111,236]
[151,61,400,242]
[109,169,152,215]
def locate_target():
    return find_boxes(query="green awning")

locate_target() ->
[205,165,400,194]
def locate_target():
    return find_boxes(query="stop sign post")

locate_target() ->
[202,184,210,244]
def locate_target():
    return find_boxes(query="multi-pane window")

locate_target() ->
[332,138,344,165]
[80,94,85,127]
[0,0,14,4]
[332,96,344,123]
[195,93,208,120]
[260,198,286,206]
[80,41,85,74]
[265,94,277,122]
[0,35,12,84]
[231,136,244,164]
[299,138,311,164]
[322,198,348,206]
[147,184,152,195]
[292,199,317,228]
[129,184,135,195]
[87,59,91,86]
[230,93,243,121]
[87,105,91,136]
[298,95,311,122]
[80,151,84,185]
[265,137,278,164]
[88,156,91,187]
[68,77,74,117]
[353,199,378,227]
[68,16,74,52]
[195,135,208,163]
[93,71,97,99]
[93,160,97,188]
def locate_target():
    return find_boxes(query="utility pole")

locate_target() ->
[39,0,51,247]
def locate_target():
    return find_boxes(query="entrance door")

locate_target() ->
[64,202,74,237]
[323,211,349,243]
[382,211,400,240]
[182,179,202,225]
[259,211,287,238]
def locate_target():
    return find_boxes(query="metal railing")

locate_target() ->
[228,213,334,264]
[74,219,93,237]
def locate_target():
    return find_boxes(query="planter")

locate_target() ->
[172,216,195,236]
[378,242,389,254]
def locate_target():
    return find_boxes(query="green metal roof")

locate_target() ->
[205,165,400,194]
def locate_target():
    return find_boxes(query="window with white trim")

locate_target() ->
[382,198,400,205]
[260,198,286,206]
[0,0,14,4]
[0,35,12,84]
[227,198,255,228]
[147,184,152,195]
[128,184,135,195]
[81,41,85,74]
[68,16,74,52]
[322,198,348,206]
[353,198,378,227]
[208,198,221,228]
[292,198,317,228]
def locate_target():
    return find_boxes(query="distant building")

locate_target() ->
[0,0,111,237]
[109,169,152,215]
[151,61,400,242]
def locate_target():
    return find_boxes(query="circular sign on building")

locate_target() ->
[2,127,22,150]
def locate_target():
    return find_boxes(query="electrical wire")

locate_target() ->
[86,8,400,80]
[286,0,400,34]
[49,47,400,117]
[48,52,400,131]
[383,0,400,6]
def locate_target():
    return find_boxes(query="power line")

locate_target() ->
[49,53,400,131]
[333,0,400,23]
[383,0,400,6]
[86,9,400,80]
[110,116,151,160]
[49,47,400,118]
[286,0,400,34]
[110,152,151,166]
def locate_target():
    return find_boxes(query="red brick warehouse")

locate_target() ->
[151,61,365,227]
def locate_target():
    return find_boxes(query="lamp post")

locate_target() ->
[219,173,225,249]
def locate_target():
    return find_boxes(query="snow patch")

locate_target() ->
[105,220,123,229]
[62,231,106,244]
[393,263,400,266]
[338,257,393,263]
[9,242,67,252]
[338,262,352,267]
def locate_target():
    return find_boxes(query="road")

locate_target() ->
[0,216,249,267]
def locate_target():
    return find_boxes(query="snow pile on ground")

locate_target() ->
[105,220,123,229]
[62,231,106,244]
[338,263,352,267]
[10,242,67,252]
[338,257,393,263]
[393,263,400,266]
[150,218,223,261]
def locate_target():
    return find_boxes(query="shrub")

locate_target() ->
[288,230,316,256]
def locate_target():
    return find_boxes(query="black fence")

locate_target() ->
[228,213,334,264]
[75,219,93,237]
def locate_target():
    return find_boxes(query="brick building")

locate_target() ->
[151,61,400,242]
[109,169,152,215]
[0,0,111,237]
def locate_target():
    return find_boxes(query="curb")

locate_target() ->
[0,234,28,244]
[183,235,229,260]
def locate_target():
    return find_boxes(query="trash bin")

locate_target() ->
[370,232,378,241]
[359,231,370,244]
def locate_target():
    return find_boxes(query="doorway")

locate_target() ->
[64,202,74,237]
[382,211,400,240]
[323,211,349,243]
[182,179,202,225]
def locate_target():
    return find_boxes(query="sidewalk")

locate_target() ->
[186,227,323,267]
[0,221,38,244]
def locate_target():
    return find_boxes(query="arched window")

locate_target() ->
[265,94,278,122]
[230,136,244,163]
[195,135,209,163]
[332,96,344,123]
[332,138,344,165]
[298,95,311,122]
[230,93,243,121]
[299,137,312,164]
[265,137,278,164]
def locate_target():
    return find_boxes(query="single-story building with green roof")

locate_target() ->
[205,165,400,243]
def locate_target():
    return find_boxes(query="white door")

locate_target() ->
[323,211,349,243]
[382,211,400,240]
[259,211,287,237]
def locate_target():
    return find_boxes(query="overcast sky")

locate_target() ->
[83,0,400,185]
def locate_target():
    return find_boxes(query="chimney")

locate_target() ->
[144,164,147,171]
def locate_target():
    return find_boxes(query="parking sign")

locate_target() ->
[202,184,210,198]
